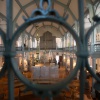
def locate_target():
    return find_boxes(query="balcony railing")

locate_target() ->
[94,44,100,52]
[0,44,100,53]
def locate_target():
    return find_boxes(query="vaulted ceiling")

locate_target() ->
[0,0,99,38]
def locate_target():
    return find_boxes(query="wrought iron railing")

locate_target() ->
[0,0,100,100]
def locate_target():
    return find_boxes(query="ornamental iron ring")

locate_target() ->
[1,0,100,99]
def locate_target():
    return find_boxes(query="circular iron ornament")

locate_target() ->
[0,29,7,77]
[10,0,97,97]
[11,16,83,95]
[85,21,100,82]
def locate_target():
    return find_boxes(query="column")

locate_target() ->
[21,33,25,71]
[28,35,30,51]
[74,21,79,36]
[70,35,73,50]
[62,37,64,48]
[70,57,73,72]
[32,37,34,48]
[0,57,2,67]
[67,33,70,48]
[87,1,96,53]
[31,37,33,48]
[97,59,100,73]
[63,35,65,48]
[32,54,35,66]
[36,34,39,62]
[91,57,96,98]
[74,21,79,50]
[65,34,67,48]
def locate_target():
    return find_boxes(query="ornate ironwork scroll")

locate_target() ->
[0,0,100,100]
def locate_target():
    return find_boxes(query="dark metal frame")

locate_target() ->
[0,0,100,100]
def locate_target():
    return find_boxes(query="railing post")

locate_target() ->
[91,57,96,98]
[6,0,14,100]
[78,0,85,99]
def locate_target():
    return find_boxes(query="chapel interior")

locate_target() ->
[0,0,100,100]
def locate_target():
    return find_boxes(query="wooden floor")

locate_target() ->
[14,94,93,100]
[0,65,94,100]
[15,94,64,100]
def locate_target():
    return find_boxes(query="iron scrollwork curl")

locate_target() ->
[5,0,100,99]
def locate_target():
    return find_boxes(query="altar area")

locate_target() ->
[20,49,72,84]
[22,62,67,84]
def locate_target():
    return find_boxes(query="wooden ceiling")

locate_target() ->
[0,0,99,38]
